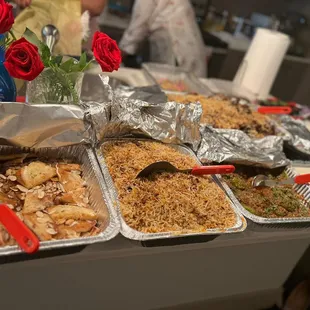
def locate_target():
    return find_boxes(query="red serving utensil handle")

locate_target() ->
[294,174,310,185]
[257,106,292,115]
[0,204,39,254]
[191,165,235,175]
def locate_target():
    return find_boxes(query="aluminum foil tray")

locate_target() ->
[142,63,212,96]
[0,145,120,256]
[219,166,310,225]
[199,78,256,102]
[271,119,291,142]
[96,138,247,241]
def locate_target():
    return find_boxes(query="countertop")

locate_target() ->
[0,224,309,309]
[2,68,310,310]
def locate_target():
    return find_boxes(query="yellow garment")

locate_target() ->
[12,0,81,56]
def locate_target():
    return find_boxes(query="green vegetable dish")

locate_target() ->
[223,166,310,218]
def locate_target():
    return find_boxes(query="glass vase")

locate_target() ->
[0,34,16,102]
[0,63,17,102]
[26,68,84,105]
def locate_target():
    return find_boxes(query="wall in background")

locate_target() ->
[211,0,292,16]
[209,0,310,56]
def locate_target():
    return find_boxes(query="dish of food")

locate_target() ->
[167,94,276,138]
[159,79,189,92]
[223,167,310,218]
[0,159,101,247]
[102,140,236,234]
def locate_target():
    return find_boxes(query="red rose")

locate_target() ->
[4,37,44,81]
[92,31,121,72]
[0,0,14,34]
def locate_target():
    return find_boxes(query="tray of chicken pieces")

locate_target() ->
[0,145,119,255]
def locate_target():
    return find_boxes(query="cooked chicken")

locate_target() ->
[23,213,58,241]
[58,187,88,208]
[23,191,54,214]
[16,161,57,189]
[47,205,98,221]
[56,165,84,192]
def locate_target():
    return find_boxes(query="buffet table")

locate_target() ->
[1,67,310,310]
[0,224,309,309]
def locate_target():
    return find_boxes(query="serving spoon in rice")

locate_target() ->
[137,161,235,179]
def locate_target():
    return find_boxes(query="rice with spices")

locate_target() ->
[102,140,236,233]
[167,94,275,138]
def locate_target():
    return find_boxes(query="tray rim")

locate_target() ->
[219,165,310,225]
[0,145,120,256]
[142,62,212,96]
[97,137,247,241]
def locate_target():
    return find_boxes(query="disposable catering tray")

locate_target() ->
[142,62,212,96]
[199,78,257,102]
[96,138,247,241]
[166,91,291,141]
[219,166,310,226]
[0,145,120,256]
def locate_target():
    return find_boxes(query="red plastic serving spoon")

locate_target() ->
[257,106,292,115]
[0,204,39,254]
[137,162,235,178]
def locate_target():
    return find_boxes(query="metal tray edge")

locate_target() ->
[142,63,212,96]
[218,166,310,225]
[97,138,247,241]
[0,145,120,256]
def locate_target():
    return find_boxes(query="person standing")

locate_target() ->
[119,0,207,77]
[12,0,107,54]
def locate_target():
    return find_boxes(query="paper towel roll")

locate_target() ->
[233,28,290,100]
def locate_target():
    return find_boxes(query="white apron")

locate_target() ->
[120,0,207,77]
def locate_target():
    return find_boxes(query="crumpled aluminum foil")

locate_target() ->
[84,76,202,151]
[114,84,167,103]
[280,115,310,155]
[0,102,90,148]
[197,126,289,168]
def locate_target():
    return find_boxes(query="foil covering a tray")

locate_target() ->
[83,76,203,151]
[142,62,212,96]
[96,138,247,241]
[0,102,90,148]
[197,126,290,169]
[280,115,310,157]
[0,145,119,256]
[219,166,310,225]
[113,84,167,104]
[199,78,256,102]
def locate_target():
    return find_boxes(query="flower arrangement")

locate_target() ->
[0,0,122,104]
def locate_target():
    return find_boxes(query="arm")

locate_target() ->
[13,0,106,16]
[119,0,155,55]
[82,0,106,17]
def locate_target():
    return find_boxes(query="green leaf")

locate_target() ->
[22,28,41,48]
[52,55,63,66]
[78,52,87,70]
[39,42,51,67]
[60,58,75,73]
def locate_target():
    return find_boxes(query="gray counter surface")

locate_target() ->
[0,223,309,309]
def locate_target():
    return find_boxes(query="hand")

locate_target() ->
[13,0,31,8]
